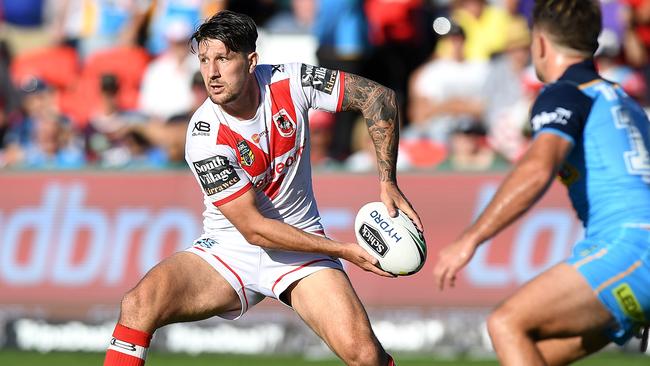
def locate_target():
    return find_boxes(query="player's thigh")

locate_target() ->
[121,251,241,327]
[284,269,382,352]
[490,263,613,338]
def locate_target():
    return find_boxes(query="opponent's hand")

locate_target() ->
[433,237,477,290]
[343,243,396,278]
[380,181,423,232]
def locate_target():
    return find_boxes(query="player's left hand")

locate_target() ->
[380,181,423,232]
[433,236,478,290]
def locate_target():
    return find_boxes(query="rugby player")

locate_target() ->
[434,0,650,364]
[103,10,421,366]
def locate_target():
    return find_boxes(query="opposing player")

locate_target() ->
[103,10,422,366]
[434,1,650,365]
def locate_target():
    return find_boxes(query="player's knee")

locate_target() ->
[487,306,517,341]
[337,337,384,366]
[120,280,166,328]
[121,286,147,318]
[487,304,533,343]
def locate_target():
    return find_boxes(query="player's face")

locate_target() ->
[198,39,256,106]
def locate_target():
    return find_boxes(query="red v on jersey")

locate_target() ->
[269,79,298,158]
[264,79,301,199]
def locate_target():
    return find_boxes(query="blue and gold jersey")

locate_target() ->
[530,60,650,239]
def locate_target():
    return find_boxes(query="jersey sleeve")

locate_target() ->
[529,82,593,145]
[186,144,252,207]
[293,63,345,112]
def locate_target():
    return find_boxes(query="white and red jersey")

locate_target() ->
[185,63,345,238]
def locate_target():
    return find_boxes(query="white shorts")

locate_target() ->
[185,231,344,320]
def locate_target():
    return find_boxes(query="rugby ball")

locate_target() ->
[354,202,426,276]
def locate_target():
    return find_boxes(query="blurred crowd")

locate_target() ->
[0,0,648,172]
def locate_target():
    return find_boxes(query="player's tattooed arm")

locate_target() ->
[341,73,398,183]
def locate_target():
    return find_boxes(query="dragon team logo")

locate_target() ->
[272,109,296,138]
[237,140,255,167]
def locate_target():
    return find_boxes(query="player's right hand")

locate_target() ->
[433,237,478,290]
[343,243,396,278]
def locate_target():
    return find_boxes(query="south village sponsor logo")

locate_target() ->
[193,155,240,196]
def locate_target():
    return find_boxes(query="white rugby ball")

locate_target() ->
[354,202,426,276]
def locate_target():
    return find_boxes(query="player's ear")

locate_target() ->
[247,51,258,73]
[536,32,547,60]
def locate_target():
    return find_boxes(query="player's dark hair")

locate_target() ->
[532,0,601,55]
[190,10,257,54]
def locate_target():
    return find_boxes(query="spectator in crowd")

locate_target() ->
[147,0,225,56]
[59,0,151,59]
[312,0,368,160]
[156,114,189,168]
[138,19,198,120]
[86,73,148,164]
[481,16,534,162]
[596,27,647,102]
[5,78,70,146]
[504,0,534,24]
[448,0,512,61]
[0,101,8,150]
[436,120,509,171]
[364,0,433,126]
[119,127,168,169]
[308,110,338,169]
[51,0,86,48]
[609,0,647,69]
[0,0,54,56]
[0,41,20,123]
[264,0,315,34]
[405,21,488,145]
[18,112,86,169]
[345,117,411,172]
[189,71,208,114]
[625,0,650,103]
[3,77,85,168]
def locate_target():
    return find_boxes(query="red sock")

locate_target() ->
[104,324,152,366]
[387,354,396,366]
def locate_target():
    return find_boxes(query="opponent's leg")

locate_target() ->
[486,263,613,366]
[283,268,392,366]
[104,251,241,366]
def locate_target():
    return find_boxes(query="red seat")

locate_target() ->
[400,139,448,169]
[10,46,79,89]
[62,47,150,126]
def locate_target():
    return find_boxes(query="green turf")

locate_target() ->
[0,351,648,366]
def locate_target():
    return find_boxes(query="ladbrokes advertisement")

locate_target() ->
[0,172,581,317]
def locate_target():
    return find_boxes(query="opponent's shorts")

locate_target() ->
[566,226,650,345]
[185,230,344,320]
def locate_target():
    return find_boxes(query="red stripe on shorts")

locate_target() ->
[195,247,249,311]
[271,258,339,293]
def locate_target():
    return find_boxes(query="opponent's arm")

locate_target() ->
[433,133,573,289]
[219,188,395,277]
[462,133,571,244]
[341,73,423,230]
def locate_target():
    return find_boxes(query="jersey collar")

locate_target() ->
[558,59,599,85]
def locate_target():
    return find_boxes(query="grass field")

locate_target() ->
[1,351,648,366]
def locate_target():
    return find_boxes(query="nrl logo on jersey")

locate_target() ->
[237,140,255,167]
[273,109,296,138]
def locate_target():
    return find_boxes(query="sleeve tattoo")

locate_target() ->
[341,73,399,182]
